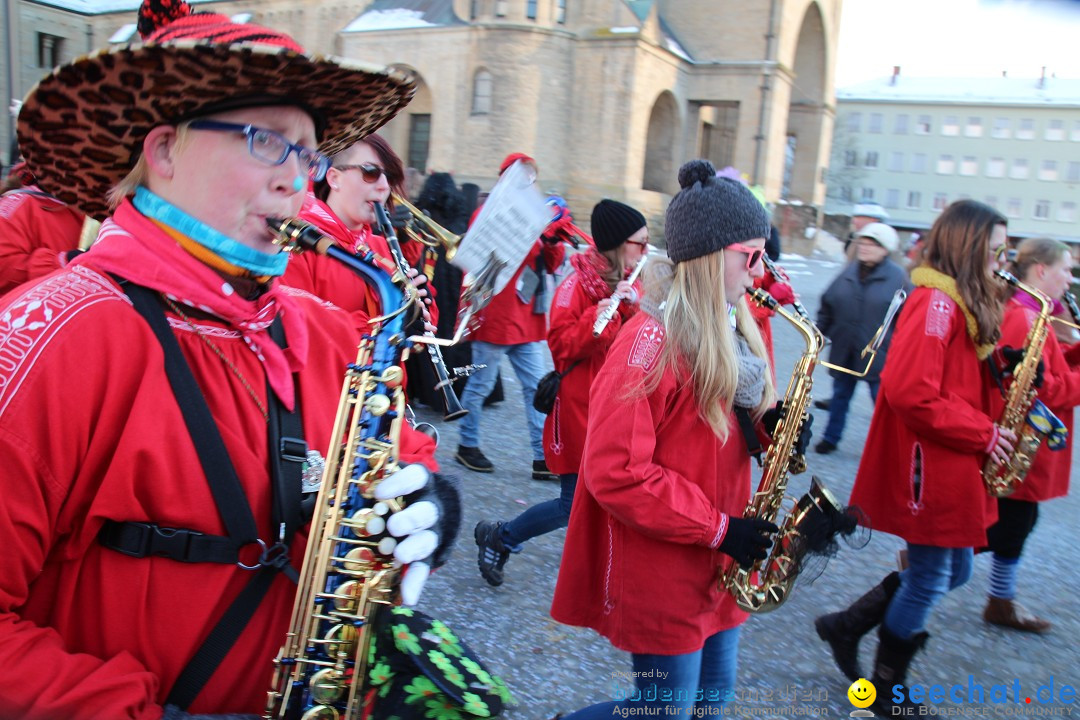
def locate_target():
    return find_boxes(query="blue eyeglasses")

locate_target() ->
[187,120,331,182]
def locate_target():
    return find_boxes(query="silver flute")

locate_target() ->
[592,254,649,337]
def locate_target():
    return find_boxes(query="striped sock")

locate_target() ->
[989,554,1020,600]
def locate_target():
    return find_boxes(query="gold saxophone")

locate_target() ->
[719,289,848,613]
[264,217,416,719]
[983,270,1054,497]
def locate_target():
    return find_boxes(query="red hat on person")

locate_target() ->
[499,152,536,176]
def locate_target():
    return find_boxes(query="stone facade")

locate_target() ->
[5,0,841,246]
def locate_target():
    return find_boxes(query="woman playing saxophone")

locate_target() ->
[551,160,783,715]
[979,238,1080,633]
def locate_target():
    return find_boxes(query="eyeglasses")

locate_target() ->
[991,244,1008,262]
[187,120,331,181]
[727,242,765,270]
[333,163,386,184]
[625,239,649,248]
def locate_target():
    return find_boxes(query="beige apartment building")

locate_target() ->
[4,0,842,234]
[827,71,1080,246]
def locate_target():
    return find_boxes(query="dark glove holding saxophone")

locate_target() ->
[995,346,1044,388]
[762,401,814,455]
[717,516,779,569]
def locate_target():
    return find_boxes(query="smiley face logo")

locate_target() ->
[848,678,876,708]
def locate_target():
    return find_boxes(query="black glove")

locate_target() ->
[717,516,778,569]
[161,706,259,720]
[762,402,814,456]
[390,203,411,233]
[996,346,1044,389]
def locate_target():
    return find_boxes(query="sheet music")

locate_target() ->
[451,160,550,295]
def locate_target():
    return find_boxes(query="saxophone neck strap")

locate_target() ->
[735,406,764,465]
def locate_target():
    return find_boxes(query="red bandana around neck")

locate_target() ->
[72,199,309,410]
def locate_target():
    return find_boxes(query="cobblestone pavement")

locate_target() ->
[410,253,1079,719]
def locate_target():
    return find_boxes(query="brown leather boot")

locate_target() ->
[983,596,1051,633]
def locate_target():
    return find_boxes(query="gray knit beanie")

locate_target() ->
[664,159,771,263]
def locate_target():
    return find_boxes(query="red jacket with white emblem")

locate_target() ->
[849,286,998,547]
[0,187,85,296]
[993,297,1080,502]
[551,312,751,654]
[542,253,638,475]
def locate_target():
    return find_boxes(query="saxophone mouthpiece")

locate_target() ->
[994,269,1020,286]
[265,217,335,255]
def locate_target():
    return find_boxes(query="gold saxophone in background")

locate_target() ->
[719,289,850,613]
[983,270,1054,497]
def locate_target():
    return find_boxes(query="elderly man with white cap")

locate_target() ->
[815,222,911,454]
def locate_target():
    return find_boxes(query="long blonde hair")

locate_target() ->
[638,253,775,440]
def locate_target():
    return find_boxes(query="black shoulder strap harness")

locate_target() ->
[735,406,764,464]
[97,280,309,709]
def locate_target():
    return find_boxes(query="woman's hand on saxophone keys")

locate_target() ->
[989,426,1018,467]
[374,464,448,606]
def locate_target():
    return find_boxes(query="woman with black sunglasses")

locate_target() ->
[281,134,439,470]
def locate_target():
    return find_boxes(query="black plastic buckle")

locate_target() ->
[280,437,308,463]
[259,541,291,571]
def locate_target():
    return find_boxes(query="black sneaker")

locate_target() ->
[532,459,557,481]
[475,520,512,586]
[815,440,838,455]
[455,445,494,472]
[814,398,832,410]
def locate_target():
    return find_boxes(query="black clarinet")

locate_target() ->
[373,202,468,421]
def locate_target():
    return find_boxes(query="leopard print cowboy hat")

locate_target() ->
[16,1,415,221]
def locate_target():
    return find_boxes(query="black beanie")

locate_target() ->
[591,199,647,252]
[664,159,771,263]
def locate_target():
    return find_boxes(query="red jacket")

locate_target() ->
[551,313,751,655]
[994,298,1080,502]
[849,286,998,548]
[467,238,565,345]
[542,254,637,475]
[0,187,85,296]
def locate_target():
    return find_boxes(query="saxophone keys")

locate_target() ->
[343,547,376,572]
[301,706,339,720]
[380,366,404,388]
[365,393,391,416]
[349,507,387,537]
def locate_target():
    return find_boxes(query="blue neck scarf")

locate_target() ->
[133,186,289,277]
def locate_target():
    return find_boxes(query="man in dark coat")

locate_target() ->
[816,222,911,454]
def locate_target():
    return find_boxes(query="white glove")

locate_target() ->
[374,464,439,606]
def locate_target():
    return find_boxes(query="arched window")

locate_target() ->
[472,70,493,115]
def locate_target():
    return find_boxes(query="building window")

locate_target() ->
[38,33,63,68]
[936,155,955,174]
[985,196,998,209]
[846,113,862,132]
[556,0,566,23]
[1068,161,1080,182]
[911,153,927,173]
[526,0,537,19]
[861,187,875,201]
[471,69,493,114]
[933,193,948,211]
[1010,158,1029,179]
[965,117,983,137]
[840,186,853,202]
[844,150,858,168]
[494,0,508,16]
[1072,120,1080,142]
[986,158,1005,178]
[942,116,959,136]
[894,114,909,134]
[470,0,479,19]
[864,151,879,169]
[1039,160,1059,181]
[960,156,978,176]
[1046,119,1065,141]
[916,115,931,135]
[992,117,1010,139]
[906,191,921,209]
[1006,198,1022,218]
[1034,200,1051,220]
[1059,202,1077,223]
[407,114,431,173]
[885,188,900,209]
[888,151,904,172]
[1017,118,1035,140]
[869,113,884,134]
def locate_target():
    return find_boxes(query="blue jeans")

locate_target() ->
[823,373,880,445]
[502,473,576,547]
[564,627,740,717]
[884,544,973,639]
[458,340,547,461]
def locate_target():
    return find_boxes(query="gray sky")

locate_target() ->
[835,0,1080,87]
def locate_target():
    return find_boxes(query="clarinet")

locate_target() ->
[1064,290,1080,325]
[592,254,649,337]
[374,202,468,421]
